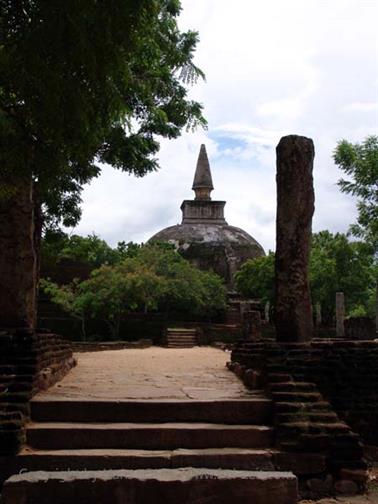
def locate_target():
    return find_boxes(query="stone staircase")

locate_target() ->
[165,327,198,348]
[230,340,369,497]
[1,396,299,503]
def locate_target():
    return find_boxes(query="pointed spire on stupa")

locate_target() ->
[192,144,214,200]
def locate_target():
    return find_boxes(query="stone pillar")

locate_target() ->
[264,302,270,322]
[275,135,315,342]
[315,303,322,327]
[243,310,262,340]
[336,292,345,338]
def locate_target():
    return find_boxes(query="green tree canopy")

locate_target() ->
[121,243,227,318]
[309,231,375,321]
[334,136,378,254]
[234,252,275,305]
[1,0,206,189]
[41,244,227,339]
[0,1,206,328]
[235,232,376,323]
[41,230,139,268]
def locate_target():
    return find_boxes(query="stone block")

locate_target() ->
[274,452,326,475]
[339,468,368,484]
[244,369,260,389]
[0,468,299,504]
[306,475,333,496]
[334,478,359,495]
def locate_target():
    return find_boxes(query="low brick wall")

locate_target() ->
[230,339,370,499]
[298,340,378,445]
[0,329,75,456]
[72,339,153,352]
[344,317,376,340]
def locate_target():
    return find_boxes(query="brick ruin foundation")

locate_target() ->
[229,338,377,498]
[0,329,75,458]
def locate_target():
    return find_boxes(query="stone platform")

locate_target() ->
[34,347,251,401]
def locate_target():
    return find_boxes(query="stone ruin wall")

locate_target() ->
[230,339,378,498]
[232,339,378,445]
[0,329,75,457]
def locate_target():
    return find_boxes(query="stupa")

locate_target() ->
[149,144,265,289]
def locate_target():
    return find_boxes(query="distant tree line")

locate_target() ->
[235,231,376,324]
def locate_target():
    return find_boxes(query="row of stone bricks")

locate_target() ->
[0,329,75,456]
[230,339,369,500]
[275,342,378,445]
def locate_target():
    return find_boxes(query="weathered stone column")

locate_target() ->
[264,302,270,323]
[243,310,262,340]
[335,292,345,338]
[275,135,315,342]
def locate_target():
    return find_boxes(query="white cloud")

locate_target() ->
[342,102,378,113]
[73,0,378,252]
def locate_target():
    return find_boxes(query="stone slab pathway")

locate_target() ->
[36,347,255,401]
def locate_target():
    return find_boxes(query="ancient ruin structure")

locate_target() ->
[149,145,265,289]
[275,135,315,342]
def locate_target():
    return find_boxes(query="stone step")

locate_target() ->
[166,344,196,348]
[0,364,36,375]
[279,421,350,436]
[0,468,298,504]
[166,338,197,342]
[166,338,197,343]
[166,337,197,341]
[0,374,34,384]
[166,329,197,333]
[31,399,272,424]
[1,402,30,416]
[0,382,33,393]
[271,391,322,403]
[13,447,277,472]
[276,411,339,423]
[166,333,197,337]
[166,343,197,347]
[269,382,317,392]
[274,401,330,413]
[166,334,197,338]
[166,336,197,340]
[166,345,197,348]
[267,373,292,383]
[26,422,274,450]
[266,364,289,373]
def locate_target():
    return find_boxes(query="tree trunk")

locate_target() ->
[0,175,37,329]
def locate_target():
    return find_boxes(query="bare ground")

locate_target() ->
[37,346,256,401]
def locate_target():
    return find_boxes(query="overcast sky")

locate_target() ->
[72,0,378,252]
